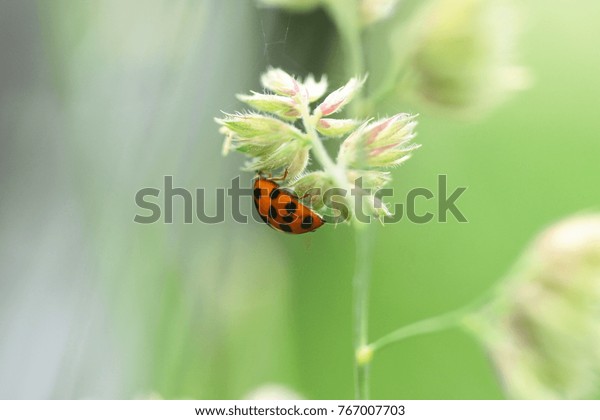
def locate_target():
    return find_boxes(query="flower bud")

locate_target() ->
[365,194,392,222]
[316,118,360,137]
[219,125,234,156]
[236,92,301,121]
[261,67,302,97]
[289,171,333,210]
[245,141,309,179]
[347,169,392,189]
[338,113,419,169]
[285,147,310,179]
[316,75,367,117]
[344,170,393,221]
[401,0,529,114]
[215,113,310,176]
[468,214,600,399]
[216,113,306,145]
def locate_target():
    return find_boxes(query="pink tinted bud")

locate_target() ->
[316,76,366,116]
[261,67,301,97]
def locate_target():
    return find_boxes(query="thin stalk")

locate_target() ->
[324,0,366,116]
[370,295,491,353]
[299,109,347,191]
[300,101,374,400]
[343,30,365,116]
[325,1,375,400]
[356,360,369,400]
[369,68,411,110]
[353,223,373,399]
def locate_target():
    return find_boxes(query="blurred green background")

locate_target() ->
[0,0,598,399]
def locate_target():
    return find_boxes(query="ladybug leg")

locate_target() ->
[295,192,316,207]
[298,188,324,206]
[298,186,321,200]
[270,168,288,182]
[257,170,273,179]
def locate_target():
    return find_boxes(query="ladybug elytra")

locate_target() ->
[252,171,325,234]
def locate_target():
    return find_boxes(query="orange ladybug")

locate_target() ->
[253,171,325,234]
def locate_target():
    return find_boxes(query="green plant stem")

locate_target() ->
[324,0,366,116]
[370,297,489,353]
[301,101,374,400]
[311,1,494,400]
[324,0,375,400]
[369,69,412,111]
[356,359,369,401]
[343,30,365,116]
[300,109,348,191]
[369,70,402,109]
[353,223,373,399]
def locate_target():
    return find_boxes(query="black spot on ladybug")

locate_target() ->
[269,205,277,220]
[285,201,297,214]
[270,188,280,199]
[279,223,292,233]
[283,214,294,223]
[253,188,262,199]
[301,215,313,230]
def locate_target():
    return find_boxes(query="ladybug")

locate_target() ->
[253,171,325,234]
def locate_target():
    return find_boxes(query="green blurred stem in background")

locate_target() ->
[371,300,483,353]
[324,0,491,399]
[352,224,373,399]
[324,0,373,399]
[301,95,375,399]
[300,88,372,399]
[324,0,365,115]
